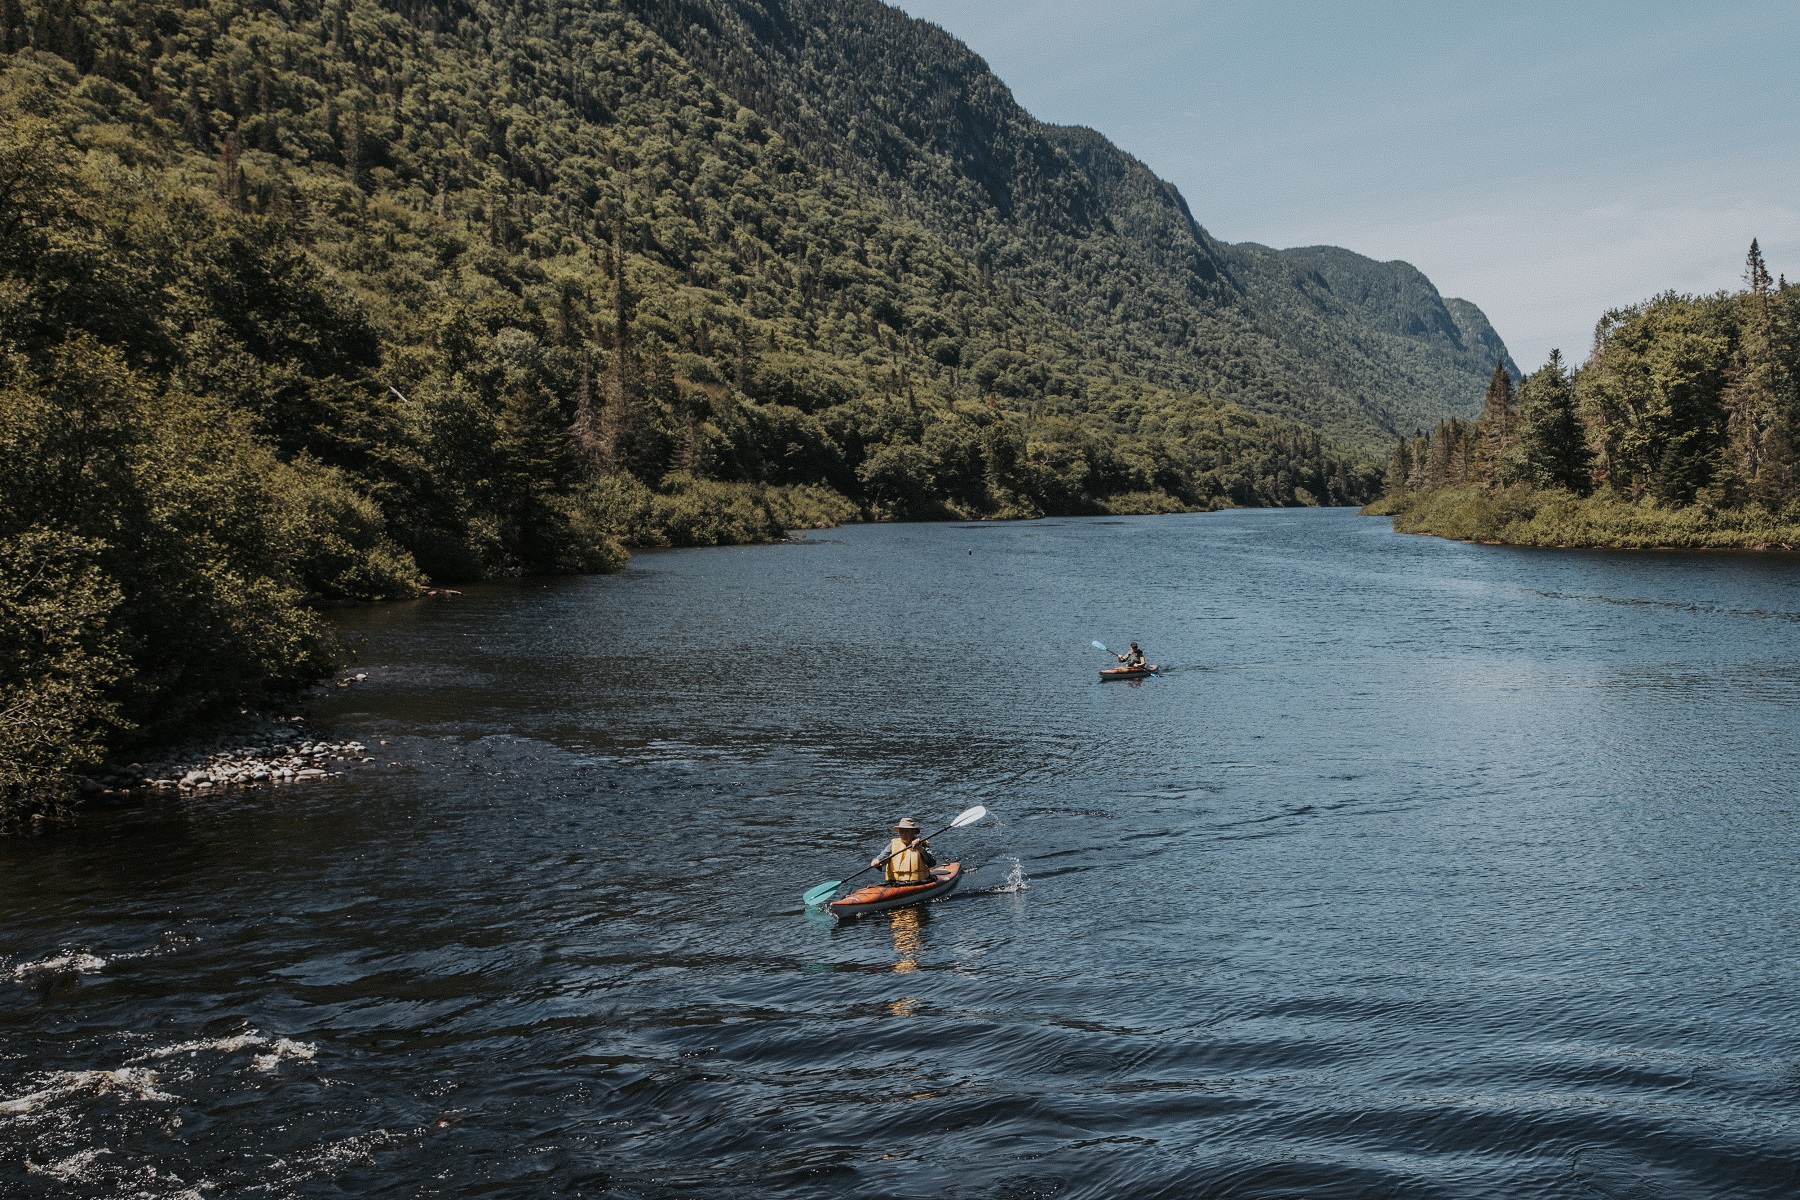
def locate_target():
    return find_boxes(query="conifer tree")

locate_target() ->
[570,360,603,465]
[1513,350,1590,492]
[1756,278,1800,507]
[599,216,636,473]
[1474,359,1514,485]
[1385,436,1412,497]
[1723,240,1785,500]
[1424,420,1459,488]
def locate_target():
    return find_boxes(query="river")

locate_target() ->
[5,508,1800,1198]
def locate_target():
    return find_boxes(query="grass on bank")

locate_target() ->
[1366,486,1800,550]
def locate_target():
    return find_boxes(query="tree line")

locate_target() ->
[1381,244,1800,532]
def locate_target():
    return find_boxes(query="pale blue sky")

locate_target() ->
[893,0,1800,368]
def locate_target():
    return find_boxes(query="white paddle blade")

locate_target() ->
[950,805,989,828]
[1091,641,1109,652]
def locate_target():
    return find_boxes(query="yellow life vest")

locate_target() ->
[883,836,932,884]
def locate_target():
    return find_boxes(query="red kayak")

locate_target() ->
[1100,664,1159,679]
[828,863,962,918]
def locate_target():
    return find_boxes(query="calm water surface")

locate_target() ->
[5,508,1800,1198]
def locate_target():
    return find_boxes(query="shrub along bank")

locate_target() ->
[1367,486,1800,550]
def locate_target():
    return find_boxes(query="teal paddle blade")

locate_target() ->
[802,881,842,907]
[1091,640,1109,653]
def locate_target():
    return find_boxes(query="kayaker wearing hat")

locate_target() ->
[874,818,937,884]
[1117,642,1146,669]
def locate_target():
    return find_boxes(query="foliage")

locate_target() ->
[0,530,123,827]
[0,0,1432,817]
[1371,244,1800,549]
[1376,485,1800,550]
[1509,351,1590,492]
[628,0,1515,444]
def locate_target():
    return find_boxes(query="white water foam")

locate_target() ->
[5,933,198,986]
[0,1067,178,1117]
[2,1030,317,1198]
[25,1145,114,1181]
[6,951,106,982]
[253,1126,420,1192]
[134,1031,317,1073]
[253,1039,318,1073]
[968,855,1028,895]
[2,1033,317,1127]
[23,1146,209,1199]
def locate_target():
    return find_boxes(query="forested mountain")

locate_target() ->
[0,0,1500,820]
[626,0,1516,442]
[1373,244,1800,549]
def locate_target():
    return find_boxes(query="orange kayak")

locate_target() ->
[1100,664,1158,679]
[828,863,962,918]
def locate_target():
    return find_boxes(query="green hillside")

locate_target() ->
[2,0,1406,819]
[628,0,1516,442]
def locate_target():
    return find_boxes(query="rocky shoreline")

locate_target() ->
[76,704,381,803]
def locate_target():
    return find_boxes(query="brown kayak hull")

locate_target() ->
[1100,665,1159,679]
[828,863,962,918]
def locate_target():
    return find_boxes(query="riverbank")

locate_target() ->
[7,492,1306,834]
[71,711,374,807]
[18,697,395,835]
[1365,486,1800,550]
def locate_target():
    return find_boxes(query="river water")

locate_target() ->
[5,508,1800,1198]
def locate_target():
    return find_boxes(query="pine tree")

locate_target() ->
[1756,278,1800,508]
[1384,436,1411,497]
[569,359,603,466]
[1474,359,1514,485]
[1513,350,1590,492]
[1424,419,1465,488]
[217,133,246,211]
[599,215,636,473]
[1724,240,1782,499]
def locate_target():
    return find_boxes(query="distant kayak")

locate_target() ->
[828,863,962,918]
[1100,664,1159,679]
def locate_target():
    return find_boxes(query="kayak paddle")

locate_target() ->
[802,805,991,907]
[1095,639,1157,676]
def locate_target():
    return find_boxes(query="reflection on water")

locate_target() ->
[888,907,925,976]
[5,509,1800,1198]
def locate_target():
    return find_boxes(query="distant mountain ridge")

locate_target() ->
[625,0,1516,443]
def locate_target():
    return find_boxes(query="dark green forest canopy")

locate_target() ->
[624,0,1515,442]
[0,0,1493,819]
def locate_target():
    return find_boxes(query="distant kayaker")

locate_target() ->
[1117,642,1146,669]
[875,818,937,884]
